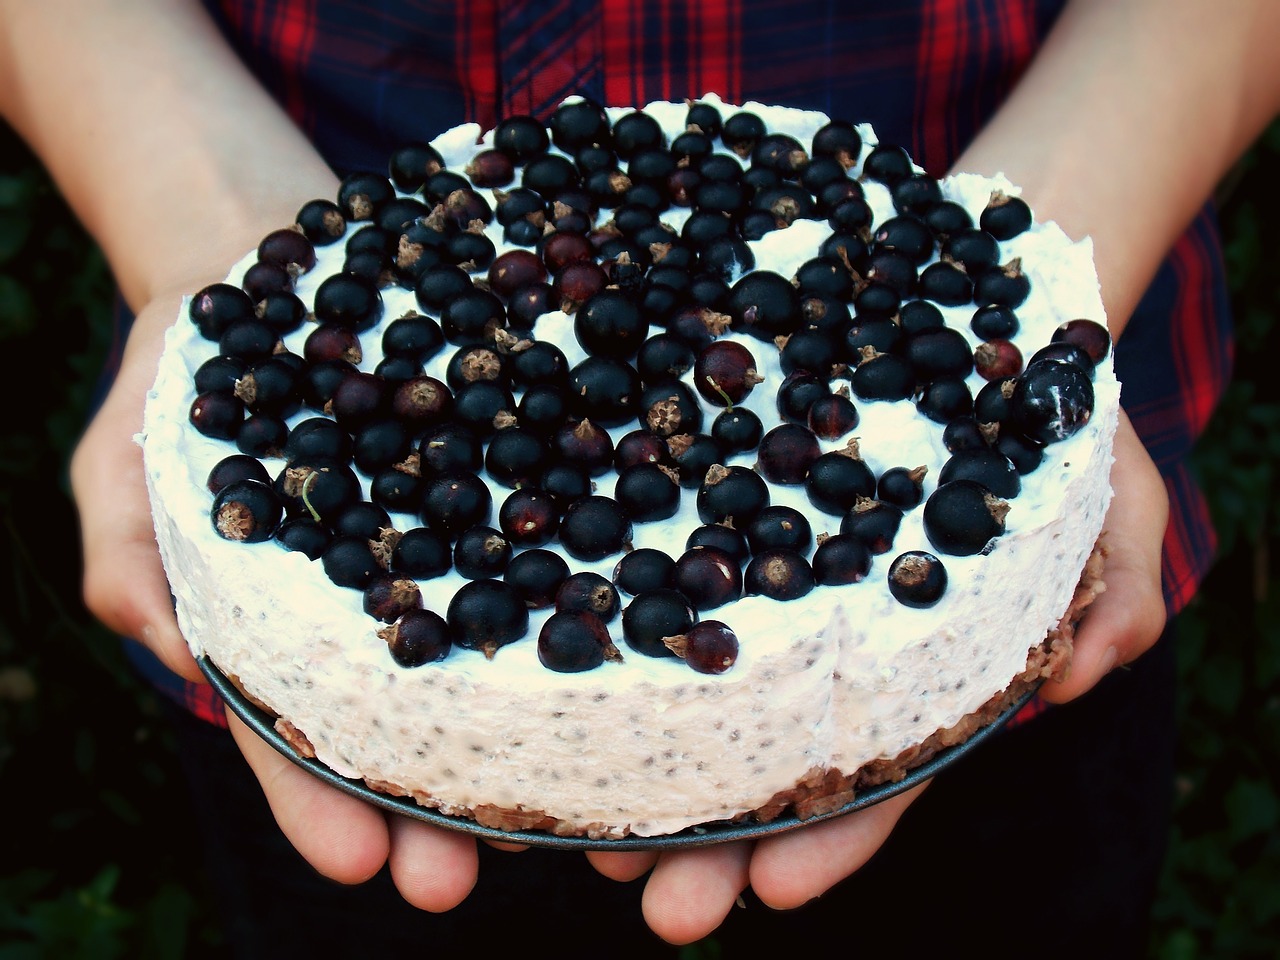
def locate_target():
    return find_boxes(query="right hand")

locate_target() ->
[70,291,485,910]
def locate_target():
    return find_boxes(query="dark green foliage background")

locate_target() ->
[0,118,1276,957]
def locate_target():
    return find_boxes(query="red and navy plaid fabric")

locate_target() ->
[117,0,1231,726]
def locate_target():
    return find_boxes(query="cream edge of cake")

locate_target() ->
[141,94,1121,838]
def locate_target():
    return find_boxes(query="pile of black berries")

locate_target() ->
[190,97,1106,672]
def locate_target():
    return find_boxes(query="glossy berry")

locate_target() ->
[295,198,347,246]
[493,115,550,163]
[904,328,974,381]
[942,415,993,454]
[756,423,822,485]
[390,527,452,580]
[331,502,391,545]
[210,479,283,543]
[464,148,516,188]
[979,191,1033,240]
[189,392,244,440]
[1051,318,1112,365]
[421,472,492,539]
[971,304,1020,341]
[778,328,840,378]
[1009,358,1095,445]
[231,358,300,419]
[615,462,681,522]
[917,260,974,306]
[745,505,813,555]
[807,391,859,440]
[640,381,703,438]
[613,548,676,596]
[313,273,383,331]
[973,259,1031,308]
[484,426,548,488]
[711,407,763,454]
[273,459,361,523]
[850,351,915,402]
[362,573,423,624]
[559,495,633,561]
[321,534,381,589]
[538,611,620,673]
[728,270,801,341]
[550,96,611,151]
[388,141,445,192]
[916,377,974,424]
[923,480,1009,556]
[862,142,914,185]
[497,487,559,548]
[672,546,743,611]
[744,548,815,601]
[664,620,738,675]
[938,448,1022,499]
[696,464,769,526]
[811,533,872,586]
[839,498,904,554]
[447,578,530,658]
[568,356,640,427]
[380,609,451,667]
[451,380,515,438]
[554,572,621,623]
[622,588,697,658]
[258,227,316,275]
[877,465,928,510]
[503,548,570,610]
[190,283,254,340]
[805,444,877,515]
[453,525,513,579]
[275,517,332,560]
[973,377,1016,425]
[1029,341,1096,375]
[974,339,1024,381]
[996,430,1046,475]
[693,340,762,407]
[666,433,725,488]
[775,370,830,424]
[887,551,948,607]
[685,523,750,565]
[235,414,287,457]
[207,453,271,494]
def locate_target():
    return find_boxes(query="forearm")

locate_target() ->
[0,0,337,314]
[953,0,1280,333]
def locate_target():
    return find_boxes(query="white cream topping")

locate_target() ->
[142,95,1119,837]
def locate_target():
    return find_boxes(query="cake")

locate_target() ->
[141,95,1119,840]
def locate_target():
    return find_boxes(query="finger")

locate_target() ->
[641,841,752,945]
[1042,411,1168,703]
[72,394,202,683]
[227,709,391,884]
[482,838,530,853]
[748,782,927,910]
[386,815,479,912]
[585,848,659,883]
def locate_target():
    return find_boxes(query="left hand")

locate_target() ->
[586,410,1169,944]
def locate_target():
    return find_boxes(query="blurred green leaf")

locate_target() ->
[1224,778,1279,843]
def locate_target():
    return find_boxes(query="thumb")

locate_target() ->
[1041,410,1168,704]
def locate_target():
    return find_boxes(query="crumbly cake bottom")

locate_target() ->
[217,542,1107,841]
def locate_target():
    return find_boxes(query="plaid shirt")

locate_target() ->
[126,0,1232,725]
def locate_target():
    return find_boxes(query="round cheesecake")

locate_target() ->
[142,95,1119,839]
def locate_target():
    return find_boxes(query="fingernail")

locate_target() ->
[1098,645,1118,677]
[140,623,157,647]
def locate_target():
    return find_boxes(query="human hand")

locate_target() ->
[70,291,487,911]
[586,410,1169,945]
[1039,408,1168,703]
